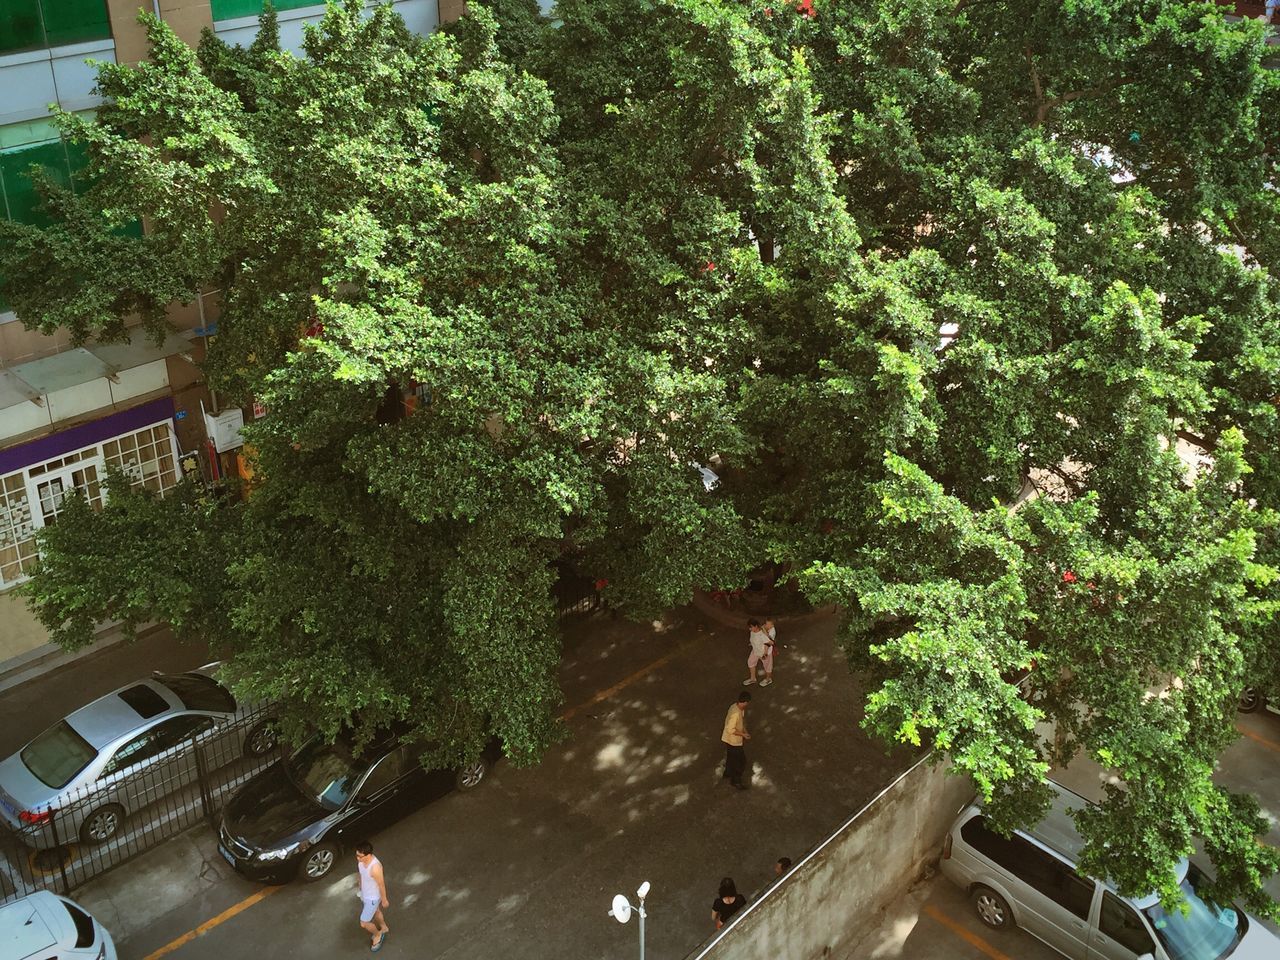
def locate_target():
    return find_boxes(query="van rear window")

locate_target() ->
[961,815,1026,872]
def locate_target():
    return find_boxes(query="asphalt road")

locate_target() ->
[62,609,917,960]
[848,707,1280,959]
[0,626,210,758]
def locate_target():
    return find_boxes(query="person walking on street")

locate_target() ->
[712,877,748,930]
[721,691,751,789]
[355,841,390,952]
[744,618,777,686]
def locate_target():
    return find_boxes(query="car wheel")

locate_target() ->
[971,885,1013,930]
[243,719,280,758]
[455,757,489,791]
[300,841,339,882]
[1239,688,1263,713]
[80,804,125,845]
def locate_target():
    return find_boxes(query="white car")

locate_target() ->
[1,890,116,960]
[939,780,1280,960]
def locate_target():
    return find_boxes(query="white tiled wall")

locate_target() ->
[0,39,116,127]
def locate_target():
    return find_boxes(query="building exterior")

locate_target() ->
[0,0,465,678]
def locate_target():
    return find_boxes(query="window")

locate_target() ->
[355,750,406,801]
[157,674,237,713]
[1100,891,1156,955]
[0,421,182,590]
[0,137,141,313]
[117,685,171,720]
[211,0,327,21]
[960,815,1093,919]
[102,729,162,775]
[20,720,96,788]
[0,0,111,55]
[0,471,38,585]
[102,423,179,493]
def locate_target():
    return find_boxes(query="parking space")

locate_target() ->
[851,705,1280,959]
[849,870,1063,960]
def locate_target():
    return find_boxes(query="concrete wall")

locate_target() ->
[686,753,975,960]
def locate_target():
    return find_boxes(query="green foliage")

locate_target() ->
[6,0,1280,911]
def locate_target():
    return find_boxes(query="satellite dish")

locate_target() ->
[610,894,632,924]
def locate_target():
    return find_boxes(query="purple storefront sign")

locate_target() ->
[0,396,176,475]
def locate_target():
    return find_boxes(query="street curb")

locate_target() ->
[688,588,841,631]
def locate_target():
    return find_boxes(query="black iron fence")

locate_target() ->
[554,560,605,619]
[0,703,278,904]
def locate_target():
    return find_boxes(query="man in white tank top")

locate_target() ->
[355,841,390,951]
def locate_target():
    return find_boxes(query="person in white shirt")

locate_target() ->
[355,841,390,952]
[745,618,777,686]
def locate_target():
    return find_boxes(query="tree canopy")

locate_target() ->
[4,0,1280,911]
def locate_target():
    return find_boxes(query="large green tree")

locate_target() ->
[5,0,1280,911]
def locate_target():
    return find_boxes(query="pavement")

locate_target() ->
[23,607,916,960]
[846,708,1280,959]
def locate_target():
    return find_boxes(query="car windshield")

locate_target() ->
[1141,864,1247,960]
[285,738,363,811]
[156,674,236,713]
[20,721,97,789]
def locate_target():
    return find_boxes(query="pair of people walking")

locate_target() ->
[720,617,782,790]
[743,618,777,686]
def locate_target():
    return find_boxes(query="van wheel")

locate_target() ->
[971,885,1013,930]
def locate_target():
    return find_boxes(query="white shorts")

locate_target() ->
[360,897,382,923]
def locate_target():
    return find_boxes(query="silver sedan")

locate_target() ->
[0,666,275,849]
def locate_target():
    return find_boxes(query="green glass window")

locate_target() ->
[42,0,112,48]
[211,0,321,21]
[0,138,103,313]
[0,1,44,54]
[0,0,111,55]
[0,141,73,227]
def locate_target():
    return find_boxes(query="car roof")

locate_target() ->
[65,679,182,750]
[1023,780,1092,863]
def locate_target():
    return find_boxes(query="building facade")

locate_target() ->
[0,0,465,677]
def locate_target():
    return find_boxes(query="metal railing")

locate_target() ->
[0,703,277,904]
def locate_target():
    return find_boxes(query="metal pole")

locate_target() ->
[638,903,645,960]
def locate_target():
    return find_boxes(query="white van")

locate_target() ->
[939,781,1280,960]
[0,891,116,960]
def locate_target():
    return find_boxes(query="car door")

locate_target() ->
[1088,889,1160,960]
[100,716,212,812]
[1001,834,1096,955]
[333,749,408,845]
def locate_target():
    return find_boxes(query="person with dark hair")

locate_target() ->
[775,857,792,878]
[744,618,777,686]
[355,841,390,952]
[712,877,748,930]
[721,691,751,789]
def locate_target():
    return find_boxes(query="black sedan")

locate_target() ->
[216,731,498,883]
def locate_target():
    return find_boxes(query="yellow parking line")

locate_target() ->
[138,642,693,958]
[140,885,282,960]
[560,644,690,721]
[923,903,1016,960]
[1236,723,1280,754]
